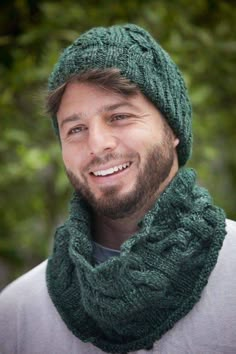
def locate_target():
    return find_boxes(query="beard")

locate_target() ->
[65,134,175,219]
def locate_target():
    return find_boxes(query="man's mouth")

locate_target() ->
[91,162,131,177]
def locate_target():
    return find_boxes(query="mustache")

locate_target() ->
[85,153,137,172]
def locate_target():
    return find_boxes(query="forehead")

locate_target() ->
[58,82,141,122]
[57,81,160,121]
[60,81,132,105]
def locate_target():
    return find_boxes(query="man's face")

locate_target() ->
[57,82,179,219]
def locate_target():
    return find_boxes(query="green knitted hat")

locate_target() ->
[48,24,192,166]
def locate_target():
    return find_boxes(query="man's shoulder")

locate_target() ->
[0,261,51,354]
[226,218,236,234]
[0,260,48,305]
[224,218,236,251]
[213,218,236,275]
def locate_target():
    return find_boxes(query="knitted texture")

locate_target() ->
[48,24,192,166]
[46,168,226,353]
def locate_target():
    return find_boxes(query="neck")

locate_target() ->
[92,211,141,250]
[92,162,178,250]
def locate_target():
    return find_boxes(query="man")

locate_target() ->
[0,24,235,354]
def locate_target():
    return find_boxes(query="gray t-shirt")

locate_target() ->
[93,241,120,264]
[0,219,236,354]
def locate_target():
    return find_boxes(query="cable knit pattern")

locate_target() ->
[46,168,226,353]
[48,24,192,166]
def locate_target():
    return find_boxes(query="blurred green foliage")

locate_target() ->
[0,0,235,288]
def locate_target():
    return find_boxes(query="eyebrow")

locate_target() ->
[59,101,137,129]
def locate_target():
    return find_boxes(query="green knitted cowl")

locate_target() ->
[46,168,226,353]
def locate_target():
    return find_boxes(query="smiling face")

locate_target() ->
[57,82,179,219]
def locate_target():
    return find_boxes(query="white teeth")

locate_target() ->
[92,162,130,176]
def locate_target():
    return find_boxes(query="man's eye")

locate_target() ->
[111,114,130,121]
[68,126,86,135]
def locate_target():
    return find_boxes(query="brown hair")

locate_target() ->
[46,68,139,117]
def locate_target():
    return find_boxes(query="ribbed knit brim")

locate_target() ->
[48,24,192,166]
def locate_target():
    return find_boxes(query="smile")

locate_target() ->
[91,162,131,177]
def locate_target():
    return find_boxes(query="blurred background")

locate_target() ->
[0,0,235,289]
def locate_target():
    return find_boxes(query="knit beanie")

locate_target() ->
[48,24,192,166]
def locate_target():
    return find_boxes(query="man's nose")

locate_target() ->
[87,119,118,156]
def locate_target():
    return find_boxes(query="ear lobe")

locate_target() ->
[173,137,180,147]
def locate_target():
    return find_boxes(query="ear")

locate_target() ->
[173,137,180,148]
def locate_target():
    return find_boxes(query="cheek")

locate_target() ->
[61,145,86,175]
[61,146,70,167]
[61,145,76,169]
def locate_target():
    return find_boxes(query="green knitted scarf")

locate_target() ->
[46,168,226,353]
